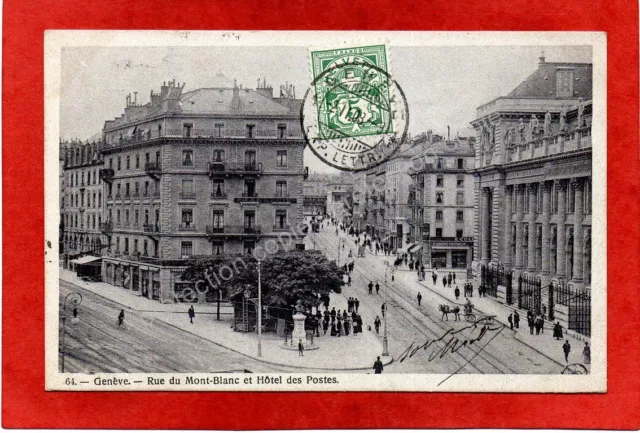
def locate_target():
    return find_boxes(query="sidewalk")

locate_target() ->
[60,268,391,371]
[336,231,590,370]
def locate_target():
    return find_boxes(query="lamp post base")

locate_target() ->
[382,336,389,357]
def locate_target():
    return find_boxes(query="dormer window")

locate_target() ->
[183,123,193,138]
[556,68,574,98]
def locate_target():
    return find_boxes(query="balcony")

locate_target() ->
[240,192,259,202]
[100,222,113,233]
[145,162,162,179]
[179,192,196,200]
[99,168,115,183]
[179,223,196,231]
[205,225,262,237]
[143,223,160,233]
[273,224,291,231]
[210,192,228,200]
[207,161,263,177]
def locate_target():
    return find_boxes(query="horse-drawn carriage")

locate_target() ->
[438,301,495,323]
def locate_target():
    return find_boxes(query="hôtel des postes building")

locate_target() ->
[98,77,305,303]
[471,56,593,336]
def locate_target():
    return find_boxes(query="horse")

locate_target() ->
[439,304,460,321]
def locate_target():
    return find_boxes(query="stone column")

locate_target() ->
[481,187,491,263]
[541,181,552,274]
[503,185,513,267]
[556,180,568,277]
[527,183,538,270]
[572,178,584,282]
[514,184,525,269]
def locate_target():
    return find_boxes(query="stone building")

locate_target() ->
[470,56,592,336]
[61,139,106,273]
[407,134,476,268]
[303,174,330,217]
[326,174,353,224]
[99,78,305,303]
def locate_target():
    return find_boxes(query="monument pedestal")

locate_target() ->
[282,312,319,350]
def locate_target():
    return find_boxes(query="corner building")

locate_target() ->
[100,79,305,303]
[471,57,593,336]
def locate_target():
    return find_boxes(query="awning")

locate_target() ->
[70,255,102,265]
[398,243,415,253]
[408,244,423,254]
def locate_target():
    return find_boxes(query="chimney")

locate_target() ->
[134,92,138,105]
[447,125,450,141]
[231,78,240,110]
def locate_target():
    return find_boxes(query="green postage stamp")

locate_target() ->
[302,44,408,171]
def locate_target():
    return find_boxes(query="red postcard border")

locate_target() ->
[3,0,639,429]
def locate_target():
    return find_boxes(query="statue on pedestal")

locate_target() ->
[544,111,552,136]
[530,114,540,140]
[517,118,526,144]
[559,105,568,133]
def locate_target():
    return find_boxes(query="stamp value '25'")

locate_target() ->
[302,44,409,171]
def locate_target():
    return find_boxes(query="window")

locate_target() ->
[276,150,287,167]
[435,210,443,221]
[125,183,130,198]
[143,240,148,256]
[133,239,138,254]
[436,192,443,204]
[134,182,139,197]
[556,69,574,98]
[134,210,139,226]
[276,180,288,197]
[244,179,256,197]
[124,238,129,254]
[457,176,464,188]
[457,158,464,169]
[456,229,463,238]
[182,150,194,167]
[98,192,102,207]
[109,158,113,169]
[456,192,464,205]
[212,210,224,229]
[244,210,256,230]
[436,175,444,188]
[246,124,255,138]
[212,240,224,255]
[275,209,287,229]
[435,228,443,237]
[183,123,193,138]
[213,149,225,162]
[144,209,149,225]
[87,171,91,185]
[456,210,464,221]
[214,123,224,137]
[584,180,592,214]
[212,179,225,197]
[144,181,149,197]
[277,123,287,138]
[125,210,130,225]
[436,158,443,169]
[145,153,150,165]
[117,157,121,171]
[243,241,255,255]
[116,210,121,224]
[568,185,575,213]
[135,154,140,169]
[181,209,194,229]
[181,179,195,198]
[181,241,193,258]
[126,156,130,170]
[245,150,257,169]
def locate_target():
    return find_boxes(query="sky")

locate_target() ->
[60,44,592,173]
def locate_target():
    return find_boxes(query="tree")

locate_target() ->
[181,251,344,317]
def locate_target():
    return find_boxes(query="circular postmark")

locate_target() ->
[301,57,409,172]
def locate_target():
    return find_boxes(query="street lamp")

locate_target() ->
[337,237,346,267]
[382,302,389,357]
[244,260,263,357]
[60,292,82,373]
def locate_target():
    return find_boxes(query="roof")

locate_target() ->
[179,88,297,116]
[507,61,592,99]
[419,139,475,156]
[70,255,102,265]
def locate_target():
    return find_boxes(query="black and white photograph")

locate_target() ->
[45,31,606,391]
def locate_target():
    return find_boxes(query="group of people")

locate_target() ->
[323,305,363,337]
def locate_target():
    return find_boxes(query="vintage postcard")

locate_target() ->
[44,30,606,392]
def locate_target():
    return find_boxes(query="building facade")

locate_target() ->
[61,139,106,270]
[408,135,476,268]
[470,57,592,336]
[303,174,330,217]
[326,174,353,224]
[99,78,305,303]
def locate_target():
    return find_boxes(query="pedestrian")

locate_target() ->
[528,316,535,335]
[381,303,386,318]
[323,319,329,335]
[448,273,452,287]
[355,298,360,313]
[514,311,520,329]
[417,292,422,306]
[344,319,350,336]
[535,315,543,335]
[330,322,337,336]
[188,305,195,324]
[343,310,348,321]
[298,339,304,356]
[508,313,513,329]
[373,356,384,374]
[375,282,380,294]
[432,273,437,285]
[118,309,125,327]
[368,281,374,295]
[331,307,336,323]
[453,273,456,284]
[553,322,563,340]
[468,284,473,297]
[582,342,591,364]
[336,318,342,337]
[374,316,381,334]
[454,287,460,300]
[563,340,571,363]
[442,276,447,287]
[539,314,545,333]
